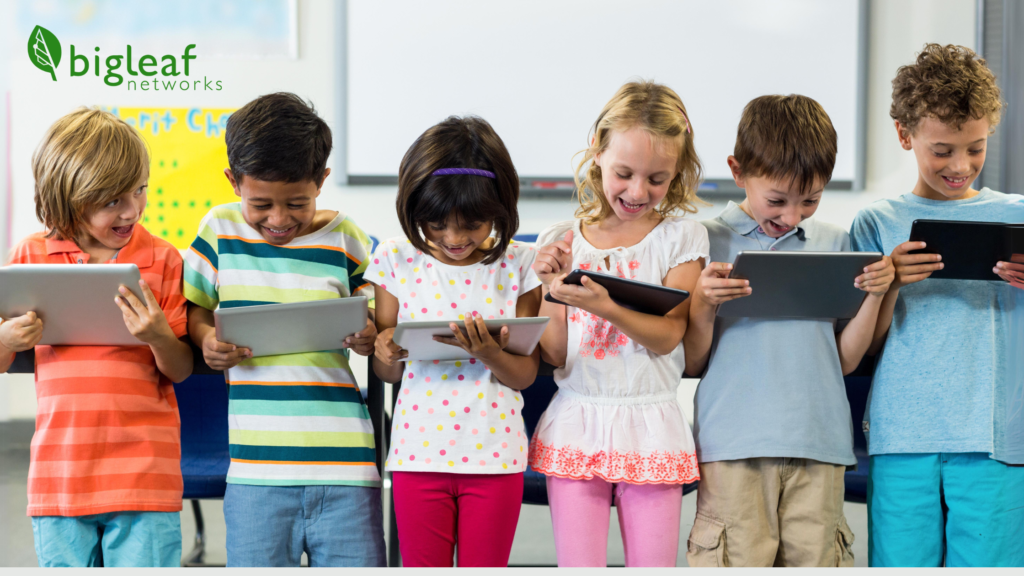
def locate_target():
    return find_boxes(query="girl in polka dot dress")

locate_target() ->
[367,116,543,567]
[529,81,709,567]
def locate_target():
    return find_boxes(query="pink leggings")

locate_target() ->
[391,471,523,567]
[547,475,682,567]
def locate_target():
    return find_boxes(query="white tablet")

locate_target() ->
[0,264,144,346]
[214,297,369,358]
[393,317,550,362]
[717,251,884,319]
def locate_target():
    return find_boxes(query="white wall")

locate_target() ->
[0,0,977,420]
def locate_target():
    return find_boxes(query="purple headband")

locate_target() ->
[432,168,495,179]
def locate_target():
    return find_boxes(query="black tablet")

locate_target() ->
[908,219,1024,281]
[717,251,884,319]
[543,269,690,316]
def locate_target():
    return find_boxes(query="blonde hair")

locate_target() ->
[32,108,149,241]
[574,80,704,224]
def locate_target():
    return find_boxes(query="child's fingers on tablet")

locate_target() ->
[892,241,927,255]
[706,277,748,288]
[432,335,464,348]
[895,252,941,266]
[117,285,147,312]
[138,279,161,310]
[703,262,733,276]
[450,321,474,348]
[900,262,944,275]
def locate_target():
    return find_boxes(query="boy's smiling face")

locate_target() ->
[728,156,824,238]
[897,116,990,201]
[78,174,149,256]
[226,168,328,245]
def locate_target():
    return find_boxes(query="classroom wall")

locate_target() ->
[0,0,978,420]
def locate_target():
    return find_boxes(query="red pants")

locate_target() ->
[391,472,523,567]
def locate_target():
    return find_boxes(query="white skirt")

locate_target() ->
[528,387,699,484]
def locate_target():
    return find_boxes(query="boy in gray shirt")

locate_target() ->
[682,95,895,567]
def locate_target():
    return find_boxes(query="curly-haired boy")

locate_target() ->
[850,43,1024,567]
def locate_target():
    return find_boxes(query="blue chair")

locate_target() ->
[841,356,875,503]
[369,235,380,255]
[513,234,538,243]
[174,355,230,567]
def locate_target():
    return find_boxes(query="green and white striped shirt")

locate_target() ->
[183,203,379,487]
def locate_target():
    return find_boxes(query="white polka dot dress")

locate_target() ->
[366,238,541,474]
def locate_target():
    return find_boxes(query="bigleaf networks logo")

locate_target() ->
[28,24,222,91]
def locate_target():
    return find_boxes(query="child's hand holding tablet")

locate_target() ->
[114,279,179,346]
[0,311,44,354]
[431,314,510,360]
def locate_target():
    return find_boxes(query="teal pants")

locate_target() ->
[32,512,181,567]
[868,453,1024,567]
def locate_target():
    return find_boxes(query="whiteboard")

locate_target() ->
[347,0,864,186]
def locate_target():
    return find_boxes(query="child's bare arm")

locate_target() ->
[866,242,943,354]
[187,304,250,372]
[371,286,405,384]
[115,280,193,383]
[836,256,895,374]
[538,285,568,367]
[683,260,750,376]
[549,260,701,357]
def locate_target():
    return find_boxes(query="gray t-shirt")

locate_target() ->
[694,202,856,465]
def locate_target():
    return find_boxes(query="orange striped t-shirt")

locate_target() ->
[8,226,188,517]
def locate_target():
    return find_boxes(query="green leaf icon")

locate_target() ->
[28,25,61,82]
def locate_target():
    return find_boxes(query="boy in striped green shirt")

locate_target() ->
[183,93,385,567]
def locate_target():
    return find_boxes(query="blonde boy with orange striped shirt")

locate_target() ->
[0,108,192,567]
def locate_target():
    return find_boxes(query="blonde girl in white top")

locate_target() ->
[530,81,709,567]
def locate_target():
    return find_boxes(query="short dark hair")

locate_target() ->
[734,94,837,194]
[891,43,1003,134]
[225,92,332,184]
[397,116,519,265]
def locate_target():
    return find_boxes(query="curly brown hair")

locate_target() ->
[891,43,1003,134]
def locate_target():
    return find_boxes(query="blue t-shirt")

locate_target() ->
[850,188,1024,463]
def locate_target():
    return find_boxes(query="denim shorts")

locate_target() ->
[32,512,181,567]
[223,483,386,567]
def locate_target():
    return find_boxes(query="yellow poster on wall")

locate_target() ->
[109,107,237,249]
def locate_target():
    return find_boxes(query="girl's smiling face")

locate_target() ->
[422,216,494,266]
[78,176,148,255]
[595,127,679,223]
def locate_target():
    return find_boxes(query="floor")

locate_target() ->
[1,420,869,567]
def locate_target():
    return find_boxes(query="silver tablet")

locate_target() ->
[214,297,369,358]
[717,251,884,319]
[393,317,550,362]
[0,264,144,345]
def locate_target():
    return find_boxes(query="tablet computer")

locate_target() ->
[214,297,368,357]
[0,264,144,345]
[393,317,550,362]
[543,270,690,316]
[908,219,1024,281]
[717,251,884,319]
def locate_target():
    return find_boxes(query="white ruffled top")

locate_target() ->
[528,217,709,484]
